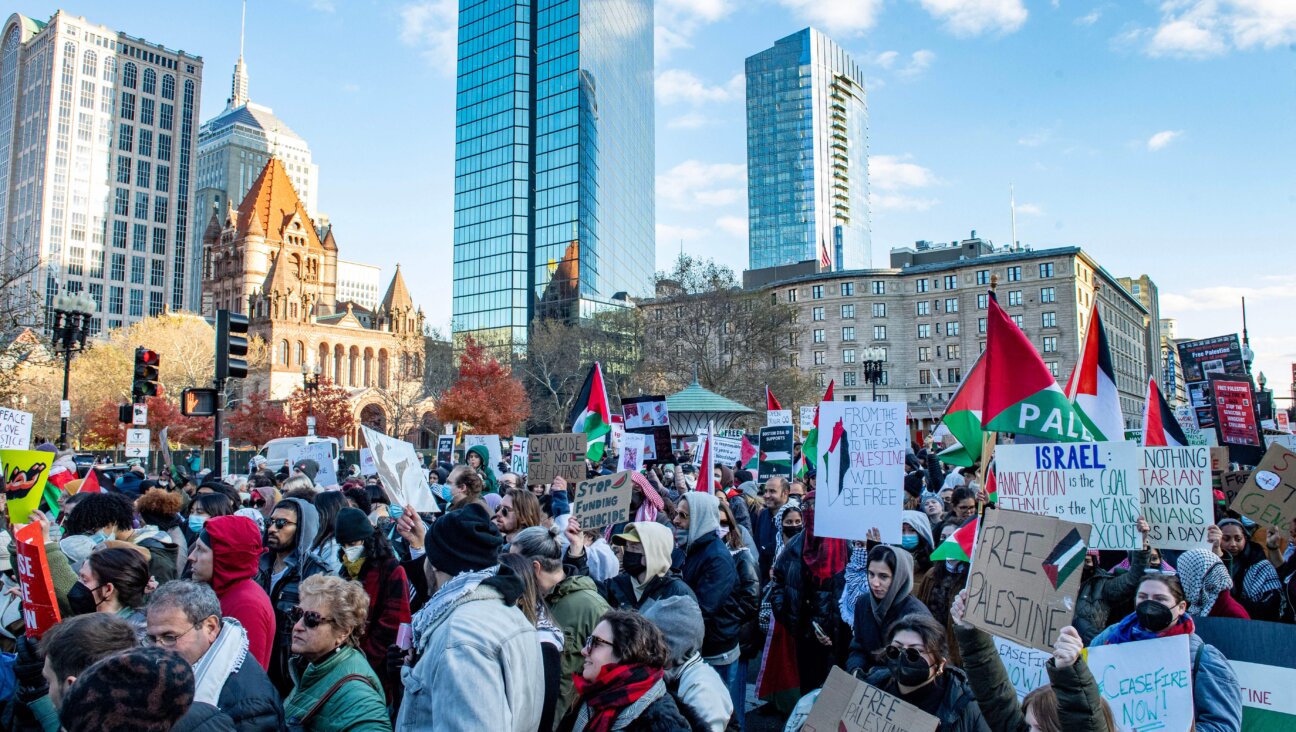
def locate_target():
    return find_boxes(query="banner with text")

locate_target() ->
[815,401,907,544]
[1088,634,1193,732]
[1228,443,1296,529]
[361,426,439,514]
[511,437,528,475]
[993,635,1054,701]
[1195,617,1296,731]
[13,522,59,639]
[0,408,32,451]
[802,667,939,732]
[1139,446,1212,550]
[436,435,454,465]
[0,450,52,525]
[526,433,587,486]
[619,432,646,472]
[758,425,794,483]
[800,406,817,433]
[767,409,792,427]
[463,435,503,470]
[289,441,338,487]
[1177,334,1246,430]
[571,471,633,530]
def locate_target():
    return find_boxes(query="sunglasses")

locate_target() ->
[290,607,333,629]
[584,635,614,652]
[885,646,928,664]
[269,518,296,530]
[498,506,513,517]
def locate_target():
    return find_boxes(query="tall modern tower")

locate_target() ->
[746,28,869,272]
[0,11,203,333]
[451,0,655,355]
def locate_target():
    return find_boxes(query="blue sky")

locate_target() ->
[25,1,1296,396]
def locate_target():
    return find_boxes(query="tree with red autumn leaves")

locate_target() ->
[283,377,356,440]
[436,336,529,437]
[81,395,212,449]
[223,390,292,447]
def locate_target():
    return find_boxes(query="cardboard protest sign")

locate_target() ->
[526,433,587,486]
[361,426,439,513]
[1221,470,1252,507]
[511,437,528,475]
[758,426,794,483]
[0,408,32,450]
[13,522,59,638]
[1088,634,1194,732]
[0,450,52,525]
[619,432,645,472]
[463,435,503,469]
[290,441,337,487]
[965,508,1091,652]
[767,409,792,427]
[992,636,1053,701]
[1228,443,1296,528]
[436,435,454,464]
[815,402,906,543]
[571,471,633,530]
[799,406,817,433]
[358,448,378,477]
[1210,447,1230,473]
[621,395,669,430]
[1139,446,1212,550]
[995,441,1142,550]
[802,666,939,732]
[1195,616,1296,731]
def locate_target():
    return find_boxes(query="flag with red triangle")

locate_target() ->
[78,468,101,494]
[930,517,979,562]
[696,422,715,492]
[1141,376,1188,447]
[982,298,1092,442]
[568,362,612,461]
[1065,303,1125,441]
[937,351,987,467]
[766,386,782,411]
[800,380,834,475]
[740,435,758,471]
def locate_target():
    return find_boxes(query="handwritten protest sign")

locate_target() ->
[965,508,1091,652]
[815,402,906,543]
[526,433,587,486]
[802,667,939,732]
[361,426,439,513]
[758,426,794,483]
[358,448,378,476]
[463,435,502,469]
[571,471,633,530]
[1088,634,1193,732]
[511,437,528,475]
[704,434,742,468]
[1139,446,1212,550]
[995,441,1141,550]
[1220,470,1251,507]
[993,636,1053,701]
[767,409,792,427]
[0,408,32,450]
[618,432,645,472]
[289,441,337,487]
[0,450,52,525]
[799,406,817,433]
[1228,443,1296,528]
[13,522,59,638]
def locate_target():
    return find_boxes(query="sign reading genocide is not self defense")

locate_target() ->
[526,433,587,486]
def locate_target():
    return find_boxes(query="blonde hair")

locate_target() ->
[298,574,369,646]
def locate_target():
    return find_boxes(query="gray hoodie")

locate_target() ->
[682,492,720,547]
[641,595,733,732]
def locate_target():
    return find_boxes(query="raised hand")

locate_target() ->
[1052,626,1083,669]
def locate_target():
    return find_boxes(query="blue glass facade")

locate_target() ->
[453,0,654,355]
[746,28,869,272]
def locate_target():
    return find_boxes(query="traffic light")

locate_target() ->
[131,347,160,403]
[180,388,218,417]
[215,310,248,381]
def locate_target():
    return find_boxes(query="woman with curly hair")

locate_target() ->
[568,609,690,731]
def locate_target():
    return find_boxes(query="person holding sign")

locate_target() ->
[1089,574,1242,732]
[949,588,1117,732]
[858,613,990,732]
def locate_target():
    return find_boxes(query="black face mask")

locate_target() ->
[622,553,647,576]
[68,582,101,616]
[783,527,801,539]
[887,653,933,686]
[1081,564,1097,583]
[1135,600,1175,632]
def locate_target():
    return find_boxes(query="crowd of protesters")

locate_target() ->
[0,436,1286,732]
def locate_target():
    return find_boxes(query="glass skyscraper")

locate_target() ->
[746,28,869,272]
[452,0,655,355]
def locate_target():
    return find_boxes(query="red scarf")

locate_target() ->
[572,663,662,732]
[801,491,848,582]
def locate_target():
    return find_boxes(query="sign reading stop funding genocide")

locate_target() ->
[802,667,939,732]
[995,441,1141,550]
[1139,446,1212,550]
[815,401,906,544]
[571,471,633,530]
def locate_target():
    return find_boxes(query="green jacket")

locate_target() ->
[284,645,392,732]
[44,541,77,619]
[549,574,609,725]
[953,624,1112,732]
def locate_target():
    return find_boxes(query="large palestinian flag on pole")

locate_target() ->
[982,298,1092,441]
[1064,303,1124,441]
[797,380,834,478]
[938,351,986,467]
[1141,376,1188,447]
[568,362,612,461]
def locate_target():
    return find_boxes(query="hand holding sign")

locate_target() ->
[1052,626,1082,669]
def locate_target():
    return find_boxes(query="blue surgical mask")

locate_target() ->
[945,559,965,573]
[438,484,452,502]
[90,530,110,546]
[389,504,405,520]
[901,535,919,550]
[188,515,207,534]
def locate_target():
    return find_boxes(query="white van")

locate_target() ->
[256,436,340,473]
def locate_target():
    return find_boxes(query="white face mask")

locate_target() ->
[343,545,365,562]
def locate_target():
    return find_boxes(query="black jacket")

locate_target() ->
[846,594,932,676]
[767,533,837,640]
[681,533,739,657]
[567,550,697,611]
[171,703,238,732]
[753,506,783,582]
[863,665,990,732]
[621,694,692,732]
[217,653,285,732]
[730,545,762,658]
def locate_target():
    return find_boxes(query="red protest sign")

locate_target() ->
[14,522,60,638]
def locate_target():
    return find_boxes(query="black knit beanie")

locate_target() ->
[60,647,194,732]
[424,503,503,576]
[334,507,375,544]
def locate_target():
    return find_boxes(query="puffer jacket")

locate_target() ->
[863,665,991,732]
[1072,550,1149,643]
[215,643,284,732]
[954,623,1112,732]
[284,646,390,732]
[729,545,762,659]
[767,533,836,642]
[549,574,610,722]
[254,498,327,696]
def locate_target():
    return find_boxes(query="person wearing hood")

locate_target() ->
[642,594,734,732]
[845,544,931,677]
[391,503,543,731]
[136,488,189,562]
[189,515,276,670]
[568,521,694,611]
[1071,518,1153,643]
[861,613,990,732]
[900,510,935,581]
[671,492,742,692]
[334,507,411,701]
[112,461,147,498]
[1214,518,1283,620]
[145,580,283,732]
[1175,548,1250,619]
[62,492,180,582]
[255,497,327,695]
[464,444,500,494]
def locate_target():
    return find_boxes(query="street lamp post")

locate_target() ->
[50,292,97,449]
[861,346,886,402]
[301,363,322,436]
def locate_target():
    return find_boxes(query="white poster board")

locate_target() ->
[814,401,906,543]
[767,409,792,427]
[992,636,1053,701]
[0,408,32,451]
[463,434,502,470]
[710,435,742,468]
[1139,446,1212,550]
[618,432,646,472]
[290,441,338,487]
[1088,634,1194,732]
[361,425,439,513]
[358,447,379,477]
[799,406,818,433]
[511,436,529,475]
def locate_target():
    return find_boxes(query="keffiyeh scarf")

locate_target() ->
[1177,548,1232,617]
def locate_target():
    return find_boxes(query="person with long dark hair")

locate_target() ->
[72,547,151,633]
[334,507,410,701]
[861,614,989,732]
[1214,519,1284,620]
[311,491,350,575]
[499,552,564,732]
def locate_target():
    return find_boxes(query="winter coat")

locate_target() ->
[954,623,1113,732]
[1072,550,1149,644]
[207,516,276,671]
[549,574,611,721]
[568,678,692,732]
[729,545,762,659]
[726,495,752,536]
[171,703,237,732]
[131,525,181,582]
[570,523,696,611]
[846,594,932,676]
[666,653,733,732]
[678,495,740,658]
[767,533,837,642]
[284,646,391,732]
[753,503,784,582]
[862,665,991,732]
[342,555,411,685]
[255,498,327,696]
[215,649,285,732]
[1223,543,1284,621]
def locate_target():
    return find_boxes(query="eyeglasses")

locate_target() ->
[269,518,296,530]
[498,506,513,517]
[148,624,200,648]
[290,607,334,629]
[884,645,928,664]
[583,635,614,652]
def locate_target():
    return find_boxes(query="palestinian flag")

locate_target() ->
[821,416,850,506]
[938,351,987,467]
[766,386,782,411]
[794,453,808,479]
[801,380,835,473]
[1065,303,1124,441]
[1042,528,1087,589]
[982,298,1092,442]
[697,422,716,492]
[930,517,978,562]
[984,461,998,505]
[568,362,612,461]
[77,469,101,494]
[741,435,758,471]
[1141,376,1188,447]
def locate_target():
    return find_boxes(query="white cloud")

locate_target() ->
[899,50,937,77]
[1147,129,1184,151]
[870,154,942,211]
[657,160,747,211]
[716,216,748,236]
[1161,275,1296,313]
[919,0,1028,36]
[655,70,743,105]
[872,194,940,212]
[1015,202,1045,216]
[656,0,735,57]
[1075,9,1102,25]
[397,1,459,75]
[777,0,885,35]
[310,0,336,12]
[1136,0,1296,58]
[873,50,900,69]
[667,113,712,130]
[1018,129,1053,147]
